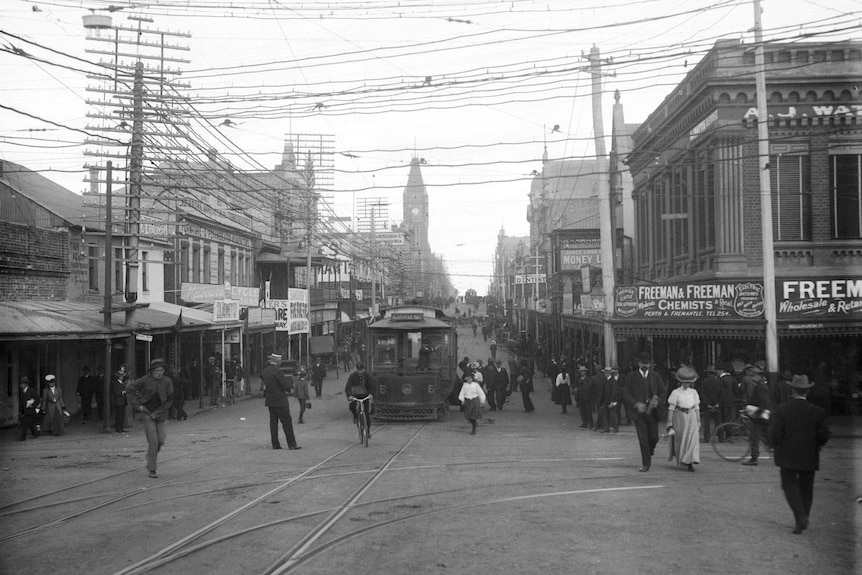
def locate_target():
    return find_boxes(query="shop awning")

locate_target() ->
[0,300,116,340]
[778,319,862,338]
[612,319,767,340]
[148,301,215,332]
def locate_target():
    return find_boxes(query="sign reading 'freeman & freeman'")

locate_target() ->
[614,282,764,319]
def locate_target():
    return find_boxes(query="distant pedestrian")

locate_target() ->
[482,358,498,411]
[518,359,535,413]
[699,365,722,442]
[741,364,772,466]
[600,366,622,432]
[294,369,309,424]
[311,357,326,398]
[125,359,174,478]
[263,354,300,450]
[77,366,95,421]
[18,376,40,441]
[575,365,593,429]
[493,359,509,410]
[457,373,486,435]
[40,374,69,436]
[623,352,666,472]
[489,340,497,361]
[666,366,701,472]
[111,364,129,433]
[769,374,831,534]
[168,367,188,421]
[553,367,572,414]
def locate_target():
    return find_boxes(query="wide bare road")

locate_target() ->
[1,325,859,575]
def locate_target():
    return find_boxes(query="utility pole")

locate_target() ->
[586,45,617,368]
[124,60,144,378]
[370,207,376,317]
[753,0,778,379]
[102,161,113,433]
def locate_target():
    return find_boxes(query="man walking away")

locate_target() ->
[262,354,300,450]
[699,365,722,442]
[769,374,831,534]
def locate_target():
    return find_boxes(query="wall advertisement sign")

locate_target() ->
[614,282,765,320]
[270,288,310,334]
[213,299,240,322]
[182,282,260,307]
[777,278,862,319]
[560,249,602,270]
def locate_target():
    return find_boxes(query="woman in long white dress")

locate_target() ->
[667,366,701,471]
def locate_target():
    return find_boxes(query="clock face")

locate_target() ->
[411,207,420,216]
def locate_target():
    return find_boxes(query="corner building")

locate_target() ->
[617,39,862,406]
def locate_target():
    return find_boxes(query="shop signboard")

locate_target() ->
[560,249,602,270]
[182,282,259,307]
[614,282,764,319]
[270,288,310,334]
[213,299,240,323]
[777,278,862,319]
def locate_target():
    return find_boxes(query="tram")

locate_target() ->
[367,305,458,420]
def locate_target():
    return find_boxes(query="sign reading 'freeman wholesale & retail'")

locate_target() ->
[614,282,764,319]
[777,279,862,318]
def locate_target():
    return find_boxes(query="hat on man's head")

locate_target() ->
[790,374,814,389]
[19,375,31,384]
[675,366,699,383]
[602,366,614,373]
[44,374,56,382]
[704,365,716,373]
[268,353,282,363]
[577,365,589,372]
[780,370,793,380]
[637,351,652,364]
[744,363,764,374]
[149,358,165,371]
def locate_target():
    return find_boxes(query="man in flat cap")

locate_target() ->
[126,359,174,478]
[769,374,831,534]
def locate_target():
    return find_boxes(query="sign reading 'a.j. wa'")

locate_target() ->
[614,282,764,319]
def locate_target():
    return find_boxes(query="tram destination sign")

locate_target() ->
[614,282,765,320]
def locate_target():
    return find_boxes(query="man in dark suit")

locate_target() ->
[263,354,300,451]
[769,374,831,534]
[492,359,509,410]
[591,367,612,431]
[575,365,593,429]
[699,365,723,442]
[600,366,622,433]
[19,376,41,440]
[623,351,666,472]
[482,358,498,411]
[741,364,773,466]
[77,366,94,421]
[311,357,327,399]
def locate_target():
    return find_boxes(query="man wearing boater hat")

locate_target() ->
[769,374,831,534]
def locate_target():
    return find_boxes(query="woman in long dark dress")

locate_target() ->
[40,374,68,436]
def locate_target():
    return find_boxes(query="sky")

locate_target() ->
[1,0,859,295]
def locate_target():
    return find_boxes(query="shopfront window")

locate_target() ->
[831,153,862,239]
[770,154,811,241]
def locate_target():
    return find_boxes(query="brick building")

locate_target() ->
[613,39,862,403]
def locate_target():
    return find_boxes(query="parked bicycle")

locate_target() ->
[349,395,372,447]
[710,409,773,462]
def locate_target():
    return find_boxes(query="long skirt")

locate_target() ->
[668,408,700,466]
[552,383,572,406]
[462,397,482,422]
[43,403,65,436]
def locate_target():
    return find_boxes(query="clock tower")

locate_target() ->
[402,157,429,250]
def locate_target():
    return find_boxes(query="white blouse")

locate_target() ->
[668,387,700,410]
[458,381,487,404]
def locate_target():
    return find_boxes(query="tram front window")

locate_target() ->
[374,335,397,365]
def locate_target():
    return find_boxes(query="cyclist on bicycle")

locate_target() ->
[346,362,373,430]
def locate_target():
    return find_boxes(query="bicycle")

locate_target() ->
[349,395,372,447]
[711,409,773,462]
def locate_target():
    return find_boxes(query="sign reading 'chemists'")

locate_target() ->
[614,282,764,320]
